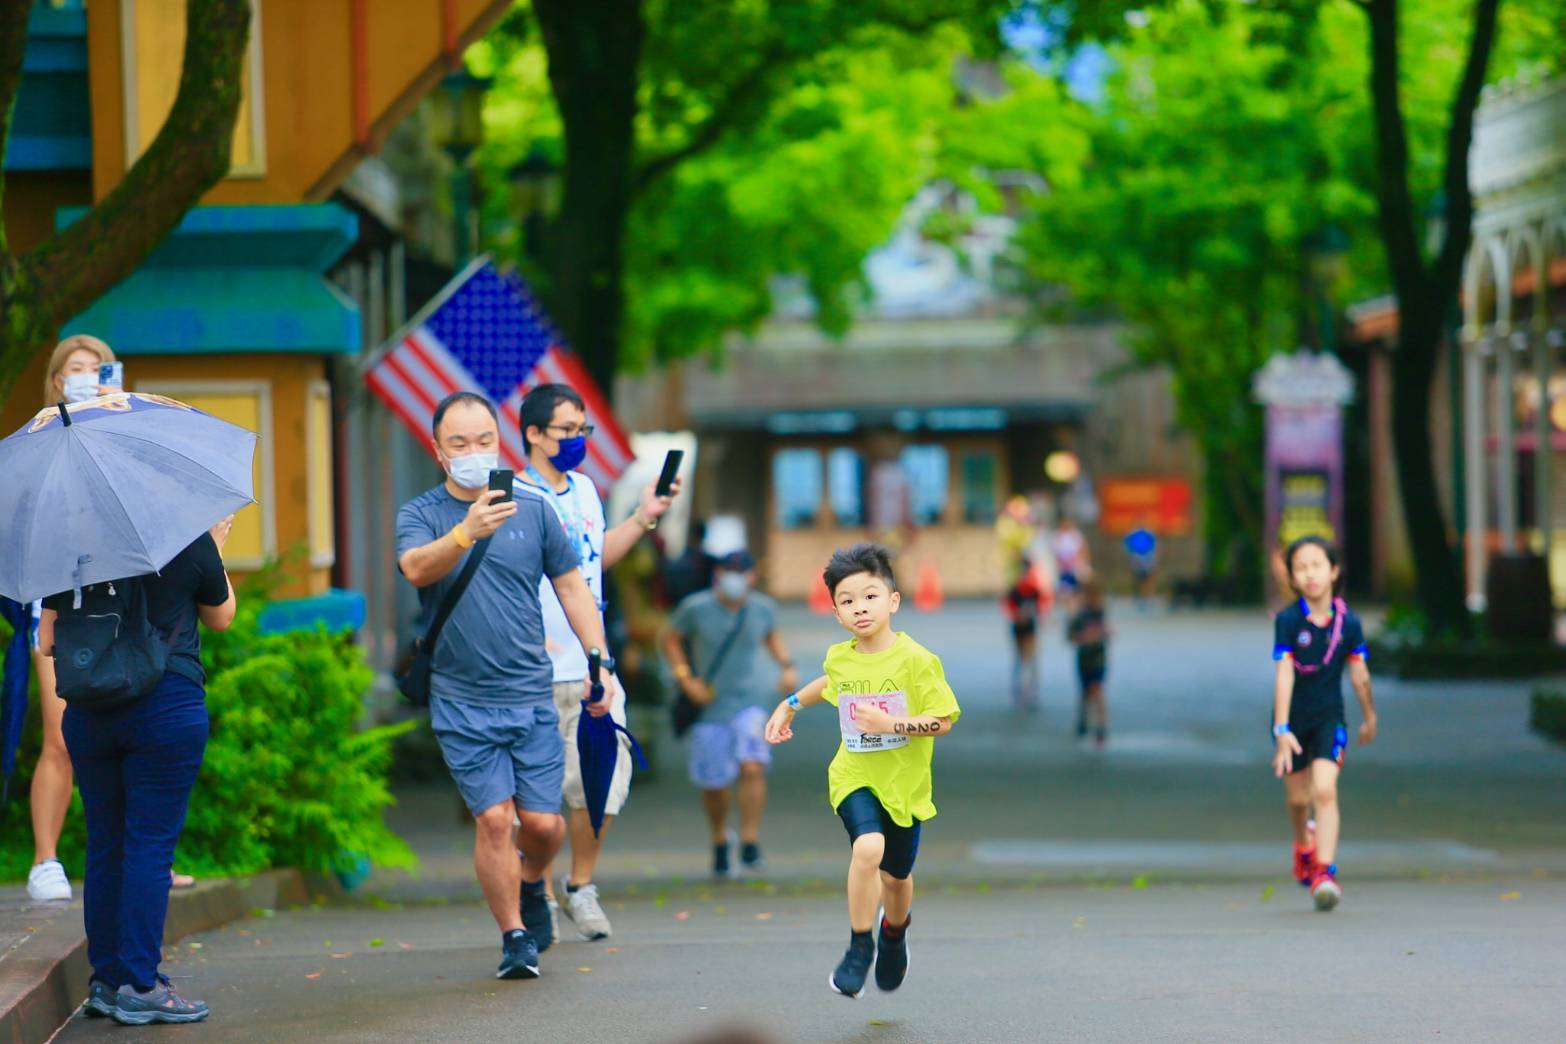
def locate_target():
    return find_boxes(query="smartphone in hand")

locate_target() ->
[489,468,515,503]
[655,450,684,498]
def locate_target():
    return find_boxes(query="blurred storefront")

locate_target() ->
[619,187,1203,598]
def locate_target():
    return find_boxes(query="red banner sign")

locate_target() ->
[1098,477,1193,536]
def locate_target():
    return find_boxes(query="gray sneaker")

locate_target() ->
[83,979,116,1018]
[113,978,210,1025]
[561,876,612,940]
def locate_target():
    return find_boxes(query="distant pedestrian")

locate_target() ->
[662,518,713,607]
[1123,526,1158,608]
[1051,514,1091,610]
[1270,536,1377,913]
[764,542,961,1000]
[396,391,614,980]
[662,550,798,879]
[1067,578,1110,746]
[1001,556,1050,712]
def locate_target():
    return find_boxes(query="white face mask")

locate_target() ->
[445,451,499,490]
[715,572,751,602]
[62,372,99,403]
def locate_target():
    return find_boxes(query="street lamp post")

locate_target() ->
[1304,225,1350,354]
[509,148,561,265]
[429,69,491,268]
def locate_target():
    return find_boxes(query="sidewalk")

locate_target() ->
[0,872,326,1042]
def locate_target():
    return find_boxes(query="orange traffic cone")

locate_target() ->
[914,561,944,612]
[809,572,835,615]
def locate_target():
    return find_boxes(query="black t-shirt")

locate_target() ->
[45,534,229,686]
[1272,598,1367,728]
[1069,607,1108,673]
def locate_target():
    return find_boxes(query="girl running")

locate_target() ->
[1270,536,1377,911]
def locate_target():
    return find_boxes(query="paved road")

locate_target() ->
[52,601,1566,1041]
[58,880,1566,1042]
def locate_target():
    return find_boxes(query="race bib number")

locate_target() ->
[839,691,909,753]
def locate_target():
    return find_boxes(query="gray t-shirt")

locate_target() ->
[396,484,581,707]
[668,590,778,720]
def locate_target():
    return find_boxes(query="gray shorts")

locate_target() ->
[688,705,771,790]
[430,697,565,817]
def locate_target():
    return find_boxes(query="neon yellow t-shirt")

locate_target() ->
[821,632,961,827]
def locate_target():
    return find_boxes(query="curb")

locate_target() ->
[0,869,330,1043]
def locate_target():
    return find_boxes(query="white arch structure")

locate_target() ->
[1461,77,1566,610]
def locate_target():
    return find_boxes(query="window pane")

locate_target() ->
[899,445,948,526]
[773,448,823,530]
[962,453,998,523]
[827,447,864,527]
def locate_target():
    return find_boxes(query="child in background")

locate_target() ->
[1002,556,1051,712]
[1270,535,1377,912]
[764,543,960,999]
[1068,579,1110,745]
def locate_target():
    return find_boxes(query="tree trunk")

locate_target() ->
[532,0,645,402]
[1362,0,1498,636]
[0,0,251,403]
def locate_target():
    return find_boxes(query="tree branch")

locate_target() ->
[1430,0,1500,300]
[0,0,35,257]
[23,0,251,326]
[632,41,789,196]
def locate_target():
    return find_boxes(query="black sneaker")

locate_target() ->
[829,932,875,999]
[713,838,733,880]
[740,841,766,876]
[498,929,541,980]
[875,915,911,992]
[520,881,554,953]
[112,977,209,1025]
[84,979,117,1018]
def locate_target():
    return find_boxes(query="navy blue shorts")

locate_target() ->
[835,787,921,880]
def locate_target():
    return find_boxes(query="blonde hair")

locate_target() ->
[44,335,117,405]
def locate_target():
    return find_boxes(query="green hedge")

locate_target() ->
[1,568,414,882]
[1366,638,1566,680]
[1531,686,1566,744]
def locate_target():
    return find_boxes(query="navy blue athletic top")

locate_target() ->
[1272,599,1367,728]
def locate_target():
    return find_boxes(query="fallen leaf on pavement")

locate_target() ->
[1500,891,1521,901]
[1260,885,1275,904]
[370,938,384,948]
[331,952,353,959]
[754,913,773,921]
[674,911,691,921]
[1130,875,1150,890]
[305,972,322,980]
[187,943,202,950]
[577,966,592,973]
[1072,917,1087,929]
[605,947,620,954]
[397,942,414,951]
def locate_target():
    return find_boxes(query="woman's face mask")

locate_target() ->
[62,372,99,403]
[715,571,752,602]
[444,451,499,490]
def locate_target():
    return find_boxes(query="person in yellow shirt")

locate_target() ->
[765,542,960,1000]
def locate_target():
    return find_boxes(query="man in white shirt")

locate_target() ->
[515,383,680,942]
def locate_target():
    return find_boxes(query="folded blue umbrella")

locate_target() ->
[0,394,256,604]
[577,649,647,838]
[1,597,31,807]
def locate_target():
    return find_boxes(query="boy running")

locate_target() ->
[1068,578,1110,745]
[765,543,960,999]
[1270,535,1377,912]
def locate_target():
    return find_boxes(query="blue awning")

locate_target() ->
[60,204,362,356]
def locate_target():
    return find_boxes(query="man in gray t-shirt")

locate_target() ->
[395,392,612,981]
[662,550,799,878]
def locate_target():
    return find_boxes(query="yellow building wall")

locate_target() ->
[126,354,331,598]
[88,0,512,205]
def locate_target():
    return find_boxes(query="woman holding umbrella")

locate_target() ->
[36,518,236,1024]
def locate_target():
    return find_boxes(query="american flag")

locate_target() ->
[364,259,634,489]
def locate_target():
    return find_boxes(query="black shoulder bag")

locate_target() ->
[671,603,748,737]
[397,539,491,706]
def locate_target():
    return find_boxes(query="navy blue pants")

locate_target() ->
[62,671,208,991]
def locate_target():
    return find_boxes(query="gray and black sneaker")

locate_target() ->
[498,929,541,980]
[829,931,876,1000]
[519,881,554,953]
[112,977,210,1025]
[83,979,117,1018]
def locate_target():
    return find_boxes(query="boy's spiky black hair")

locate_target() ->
[822,542,897,597]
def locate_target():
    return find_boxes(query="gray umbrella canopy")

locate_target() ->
[0,394,257,604]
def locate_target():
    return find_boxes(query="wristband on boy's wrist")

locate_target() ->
[1272,723,1291,737]
[786,692,802,710]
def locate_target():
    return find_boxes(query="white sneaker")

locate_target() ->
[27,859,72,902]
[560,876,612,940]
[546,896,562,945]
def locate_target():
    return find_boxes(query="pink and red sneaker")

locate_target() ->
[1310,866,1342,911]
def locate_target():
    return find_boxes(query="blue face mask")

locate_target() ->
[550,436,588,472]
